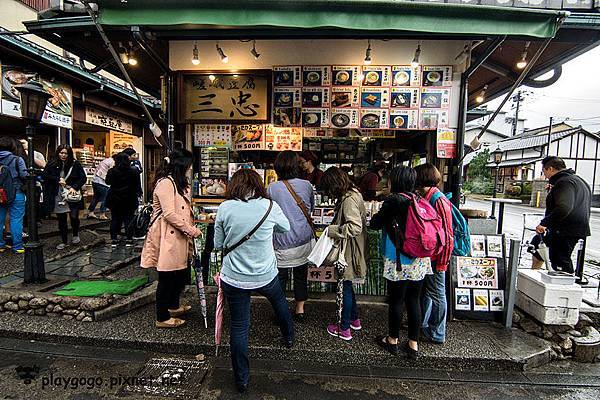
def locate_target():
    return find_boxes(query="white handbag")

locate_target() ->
[60,166,82,203]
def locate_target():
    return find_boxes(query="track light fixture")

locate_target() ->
[455,44,470,64]
[250,40,260,60]
[216,42,228,63]
[117,42,129,64]
[364,39,372,65]
[475,85,488,103]
[411,43,421,68]
[127,42,138,66]
[192,42,200,65]
[516,42,530,69]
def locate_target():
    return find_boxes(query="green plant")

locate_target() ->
[466,149,491,182]
[522,181,532,196]
[506,185,522,196]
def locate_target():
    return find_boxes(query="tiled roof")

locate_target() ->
[494,125,581,152]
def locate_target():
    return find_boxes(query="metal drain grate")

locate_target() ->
[120,357,209,398]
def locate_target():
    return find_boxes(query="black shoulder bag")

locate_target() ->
[223,199,273,257]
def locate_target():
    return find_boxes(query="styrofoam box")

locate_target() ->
[517,270,583,309]
[517,291,579,326]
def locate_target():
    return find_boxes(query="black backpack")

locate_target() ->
[129,204,154,240]
[0,157,18,206]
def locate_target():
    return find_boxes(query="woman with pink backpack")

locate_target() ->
[370,165,442,360]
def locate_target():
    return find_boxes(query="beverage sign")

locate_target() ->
[456,257,498,289]
[193,124,232,147]
[436,128,457,158]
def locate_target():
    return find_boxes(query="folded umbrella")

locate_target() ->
[193,227,209,328]
[214,272,225,356]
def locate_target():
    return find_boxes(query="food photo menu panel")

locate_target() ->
[272,64,452,130]
[450,234,507,322]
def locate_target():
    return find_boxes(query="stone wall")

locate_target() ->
[0,290,113,321]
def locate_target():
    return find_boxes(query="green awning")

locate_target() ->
[97,0,564,39]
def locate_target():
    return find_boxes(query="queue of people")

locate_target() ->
[0,136,143,252]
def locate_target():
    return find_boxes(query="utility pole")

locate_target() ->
[546,116,553,156]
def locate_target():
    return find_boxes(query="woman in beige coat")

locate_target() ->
[141,148,202,328]
[320,167,368,341]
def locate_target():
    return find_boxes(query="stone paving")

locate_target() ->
[0,244,139,287]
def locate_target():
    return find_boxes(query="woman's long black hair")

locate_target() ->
[154,148,193,197]
[389,165,416,194]
[50,144,75,171]
[113,152,131,170]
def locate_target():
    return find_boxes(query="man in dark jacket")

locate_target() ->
[535,156,591,274]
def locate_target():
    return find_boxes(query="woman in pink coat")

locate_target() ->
[141,148,202,328]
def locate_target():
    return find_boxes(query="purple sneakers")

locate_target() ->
[350,319,362,331]
[327,324,352,341]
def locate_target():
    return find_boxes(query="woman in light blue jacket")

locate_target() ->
[214,168,293,394]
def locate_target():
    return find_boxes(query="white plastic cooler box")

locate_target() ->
[516,270,583,325]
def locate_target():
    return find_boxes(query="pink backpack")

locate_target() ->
[397,193,446,258]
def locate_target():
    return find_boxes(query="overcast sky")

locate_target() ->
[487,44,600,133]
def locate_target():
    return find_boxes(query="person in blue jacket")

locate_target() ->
[0,137,28,253]
[214,168,293,394]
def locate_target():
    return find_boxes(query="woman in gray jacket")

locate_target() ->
[321,167,368,341]
[268,151,315,320]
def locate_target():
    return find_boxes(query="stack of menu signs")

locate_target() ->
[450,234,507,322]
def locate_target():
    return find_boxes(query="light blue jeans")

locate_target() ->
[421,270,447,343]
[0,192,26,250]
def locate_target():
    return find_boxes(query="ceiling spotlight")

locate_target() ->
[411,43,421,68]
[191,42,200,65]
[250,40,260,60]
[516,42,530,69]
[475,85,488,103]
[117,42,129,64]
[216,42,228,63]
[127,42,138,66]
[364,39,372,65]
[208,74,216,82]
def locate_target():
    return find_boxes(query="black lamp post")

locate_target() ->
[15,79,51,284]
[491,145,503,218]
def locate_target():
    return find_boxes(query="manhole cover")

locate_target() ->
[120,357,209,398]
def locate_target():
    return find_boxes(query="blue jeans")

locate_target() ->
[341,281,359,330]
[88,183,109,213]
[421,270,447,343]
[222,276,294,387]
[0,192,26,250]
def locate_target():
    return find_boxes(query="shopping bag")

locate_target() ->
[307,227,335,267]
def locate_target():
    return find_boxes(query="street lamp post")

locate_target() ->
[491,146,503,218]
[15,79,51,284]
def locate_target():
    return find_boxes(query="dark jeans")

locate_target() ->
[387,279,424,342]
[110,209,135,241]
[222,277,294,387]
[277,264,309,302]
[341,280,359,330]
[57,209,80,244]
[548,233,580,274]
[155,268,188,321]
[88,183,109,213]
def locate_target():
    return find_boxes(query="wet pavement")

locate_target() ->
[0,337,598,400]
[0,291,552,372]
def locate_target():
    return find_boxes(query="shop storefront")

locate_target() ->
[0,28,159,200]
[23,0,573,311]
